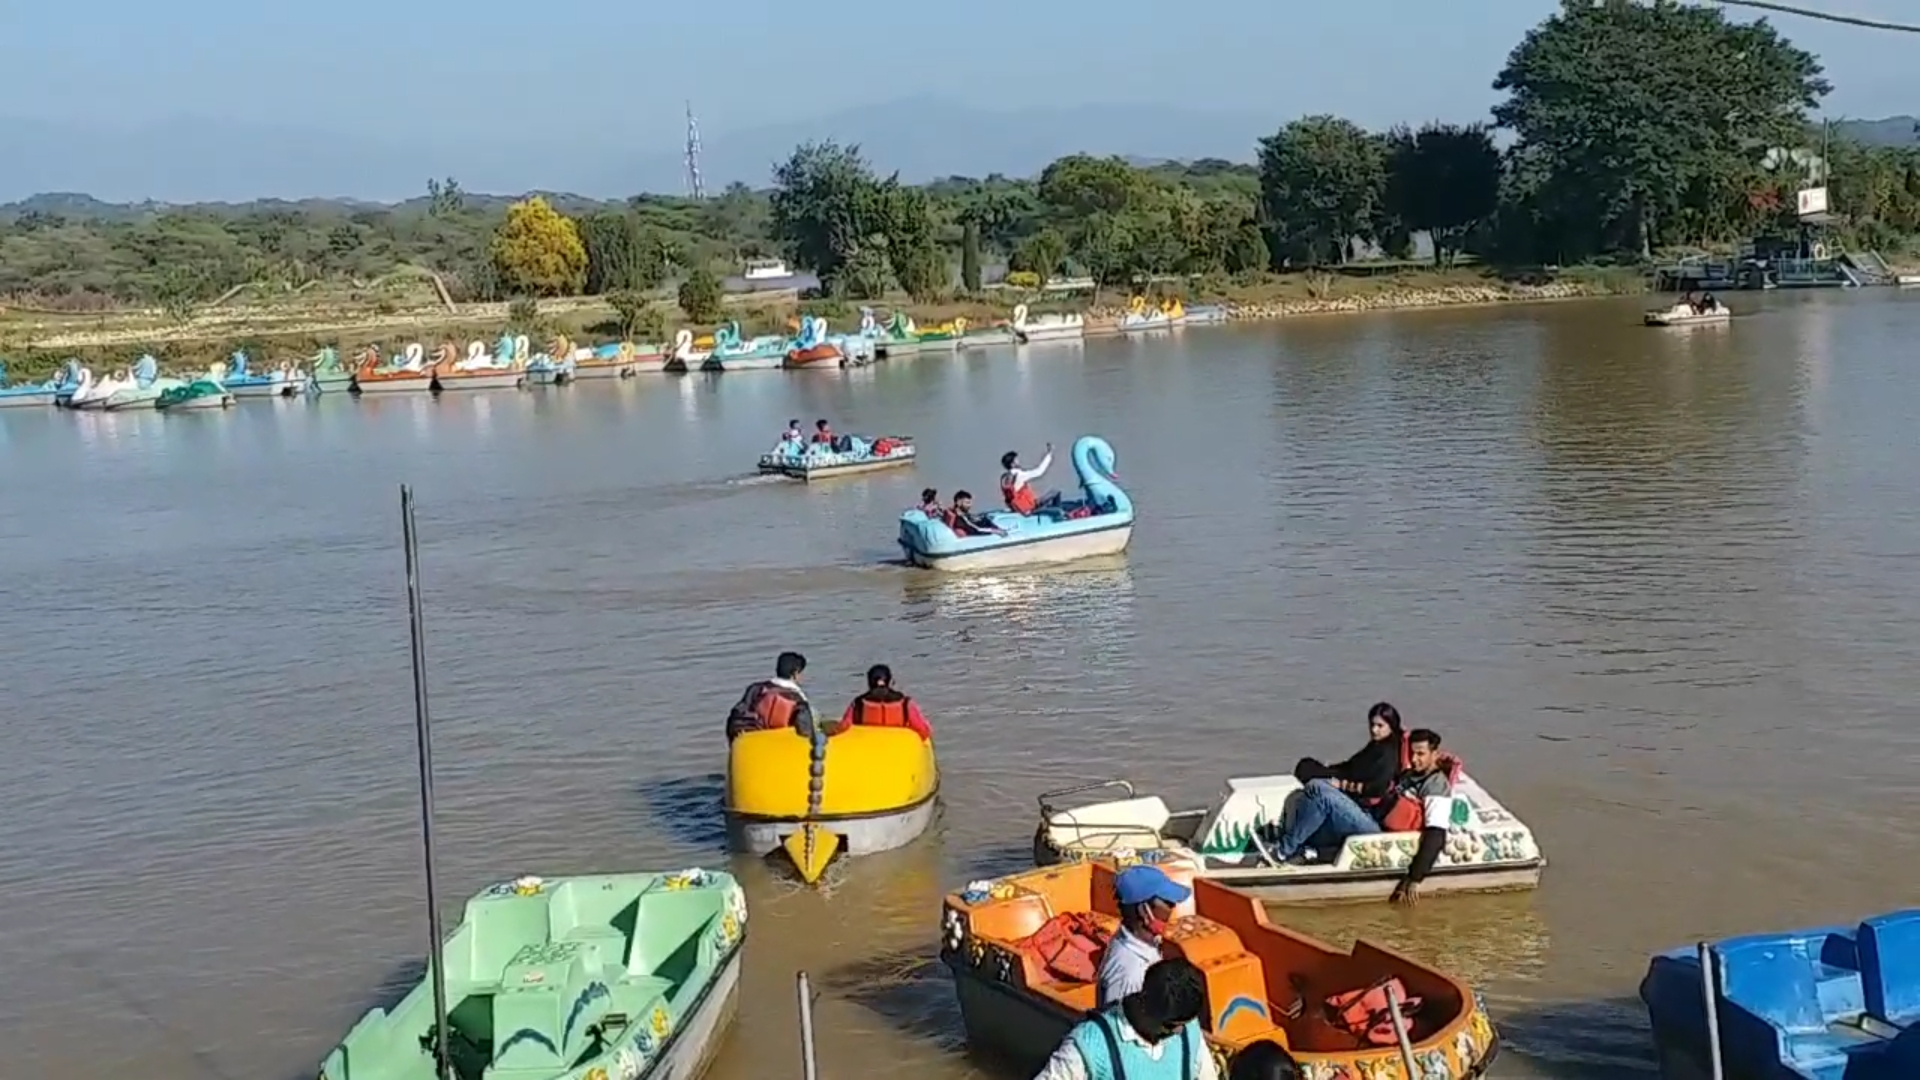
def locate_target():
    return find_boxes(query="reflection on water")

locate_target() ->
[5,291,1920,1080]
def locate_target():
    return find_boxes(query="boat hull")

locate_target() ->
[768,449,917,481]
[310,372,353,393]
[0,390,57,408]
[352,375,432,394]
[786,345,844,368]
[572,360,638,379]
[102,392,164,411]
[1015,323,1085,343]
[727,793,939,858]
[644,947,742,1080]
[432,370,525,391]
[1035,838,1542,904]
[711,354,782,371]
[158,393,235,411]
[905,521,1133,572]
[228,380,303,398]
[1645,311,1731,326]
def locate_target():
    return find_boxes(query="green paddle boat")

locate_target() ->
[319,869,747,1080]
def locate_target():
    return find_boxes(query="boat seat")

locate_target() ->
[1159,916,1280,1043]
[1717,930,1870,1074]
[1859,911,1920,1028]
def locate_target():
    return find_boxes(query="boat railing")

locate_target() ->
[1036,778,1135,812]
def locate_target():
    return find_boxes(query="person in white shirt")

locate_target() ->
[1033,957,1218,1080]
[1000,444,1064,515]
[1097,865,1191,1006]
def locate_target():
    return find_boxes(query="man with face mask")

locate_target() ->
[1096,865,1191,1007]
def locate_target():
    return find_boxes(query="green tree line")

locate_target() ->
[3,0,1917,313]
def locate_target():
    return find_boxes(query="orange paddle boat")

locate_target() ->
[940,858,1500,1079]
[350,342,434,394]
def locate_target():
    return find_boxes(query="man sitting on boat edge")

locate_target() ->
[1270,727,1455,907]
[1098,865,1191,1006]
[725,651,819,741]
[1034,957,1217,1080]
[834,664,933,741]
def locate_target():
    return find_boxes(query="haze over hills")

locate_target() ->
[1,101,1911,216]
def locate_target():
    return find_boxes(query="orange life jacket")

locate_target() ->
[1326,977,1422,1046]
[1001,473,1037,514]
[1023,912,1113,985]
[812,430,833,444]
[752,685,801,730]
[852,693,913,729]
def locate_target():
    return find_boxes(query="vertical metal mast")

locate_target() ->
[401,484,452,1080]
[685,102,705,200]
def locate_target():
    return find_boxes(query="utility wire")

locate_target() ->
[1707,0,1920,33]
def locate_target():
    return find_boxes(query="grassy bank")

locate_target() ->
[0,265,1647,381]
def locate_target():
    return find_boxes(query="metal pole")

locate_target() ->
[1699,942,1726,1080]
[402,485,453,1080]
[796,971,820,1080]
[1384,983,1419,1076]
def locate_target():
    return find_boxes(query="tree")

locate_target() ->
[427,177,465,217]
[577,211,642,293]
[1257,116,1387,266]
[1493,0,1828,259]
[1011,229,1067,287]
[960,219,982,293]
[606,289,651,338]
[768,141,886,294]
[491,197,587,296]
[677,267,724,324]
[1383,123,1501,265]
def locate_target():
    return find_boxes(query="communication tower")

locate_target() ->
[685,102,705,200]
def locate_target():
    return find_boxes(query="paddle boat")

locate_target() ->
[66,365,125,410]
[0,359,63,408]
[1641,910,1920,1079]
[1184,303,1231,325]
[568,339,657,378]
[220,350,309,397]
[156,362,235,410]
[784,316,875,368]
[318,869,747,1080]
[431,335,527,391]
[758,434,915,481]
[352,343,434,394]
[524,336,577,385]
[1118,295,1184,332]
[726,724,939,884]
[49,360,86,407]
[942,859,1501,1078]
[1645,298,1732,326]
[898,434,1132,572]
[1011,303,1085,344]
[705,321,785,371]
[307,347,354,393]
[102,354,186,410]
[1032,754,1545,905]
[870,311,963,358]
[667,329,712,373]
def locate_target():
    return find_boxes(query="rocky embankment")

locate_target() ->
[1225,280,1626,319]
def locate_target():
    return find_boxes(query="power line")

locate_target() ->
[1707,0,1920,33]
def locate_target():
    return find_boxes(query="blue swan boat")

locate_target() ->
[897,435,1133,571]
[1641,910,1920,1079]
[0,359,67,408]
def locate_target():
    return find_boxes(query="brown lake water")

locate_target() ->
[3,289,1918,1079]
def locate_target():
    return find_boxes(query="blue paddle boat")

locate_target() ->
[0,359,66,408]
[897,435,1133,572]
[759,433,915,481]
[1641,910,1920,1079]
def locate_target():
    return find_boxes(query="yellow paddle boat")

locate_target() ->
[725,725,939,884]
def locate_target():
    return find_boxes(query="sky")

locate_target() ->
[0,0,1913,201]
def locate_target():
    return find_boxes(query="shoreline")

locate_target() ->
[1085,279,1638,329]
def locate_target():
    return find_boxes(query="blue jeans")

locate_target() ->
[1275,779,1381,860]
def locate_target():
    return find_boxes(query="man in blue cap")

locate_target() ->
[1097,864,1192,1007]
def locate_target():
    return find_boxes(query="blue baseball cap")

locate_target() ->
[1113,865,1191,907]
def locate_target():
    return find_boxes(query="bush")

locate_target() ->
[506,296,543,334]
[677,268,725,324]
[1004,270,1041,290]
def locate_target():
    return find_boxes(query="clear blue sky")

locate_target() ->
[0,0,1911,199]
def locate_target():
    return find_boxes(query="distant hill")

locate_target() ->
[1833,115,1919,147]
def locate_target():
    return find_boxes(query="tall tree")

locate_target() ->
[960,219,982,293]
[1493,0,1828,259]
[491,197,587,296]
[1383,123,1501,266]
[1257,116,1387,266]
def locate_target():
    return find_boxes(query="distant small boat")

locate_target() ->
[1010,303,1085,344]
[1118,295,1184,332]
[1645,301,1731,327]
[221,350,309,397]
[743,257,791,281]
[705,321,785,370]
[430,335,527,392]
[758,435,915,480]
[352,343,434,394]
[0,359,63,408]
[156,362,235,411]
[1896,273,1920,288]
[305,347,353,393]
[524,337,577,385]
[102,355,186,411]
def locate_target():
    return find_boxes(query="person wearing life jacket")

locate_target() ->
[1097,865,1192,1007]
[811,419,835,445]
[1033,957,1217,1080]
[943,490,1007,538]
[918,488,944,519]
[781,419,804,448]
[836,663,933,741]
[1000,444,1063,515]
[725,651,818,741]
[1271,727,1454,906]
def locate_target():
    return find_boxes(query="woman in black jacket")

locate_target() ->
[1292,702,1405,808]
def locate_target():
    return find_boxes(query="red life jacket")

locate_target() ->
[1001,473,1037,514]
[1326,977,1422,1046]
[812,430,833,444]
[752,685,801,730]
[852,692,913,729]
[1022,912,1113,985]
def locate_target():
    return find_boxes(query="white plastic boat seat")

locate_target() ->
[1047,796,1174,852]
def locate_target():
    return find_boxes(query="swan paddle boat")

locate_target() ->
[667,329,712,372]
[352,343,434,394]
[221,350,308,397]
[1010,303,1085,344]
[156,363,235,410]
[306,347,353,393]
[726,725,939,885]
[66,366,125,410]
[570,340,664,378]
[898,435,1132,572]
[942,859,1501,1078]
[432,335,527,391]
[1118,296,1184,332]
[318,869,746,1080]
[870,311,963,358]
[102,355,186,410]
[0,359,64,408]
[784,316,876,368]
[1641,909,1920,1080]
[1032,755,1544,905]
[758,434,915,481]
[1645,299,1731,326]
[705,321,785,370]
[524,336,577,385]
